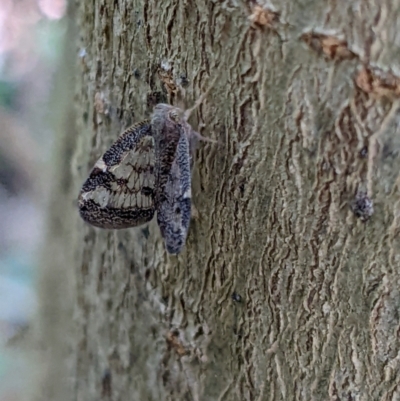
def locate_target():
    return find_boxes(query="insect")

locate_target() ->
[153,104,198,254]
[78,103,209,254]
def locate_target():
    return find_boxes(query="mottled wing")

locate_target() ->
[156,132,191,254]
[78,121,156,229]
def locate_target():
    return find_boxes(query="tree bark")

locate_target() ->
[37,1,400,400]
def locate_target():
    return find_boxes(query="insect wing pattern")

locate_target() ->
[78,121,156,229]
[156,131,192,254]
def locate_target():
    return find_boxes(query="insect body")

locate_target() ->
[78,104,202,254]
[155,108,192,254]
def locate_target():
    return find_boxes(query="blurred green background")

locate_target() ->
[0,1,66,399]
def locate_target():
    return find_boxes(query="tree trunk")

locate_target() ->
[37,1,400,400]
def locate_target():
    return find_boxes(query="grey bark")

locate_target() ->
[36,1,400,400]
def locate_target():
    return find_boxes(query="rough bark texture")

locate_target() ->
[38,0,400,400]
